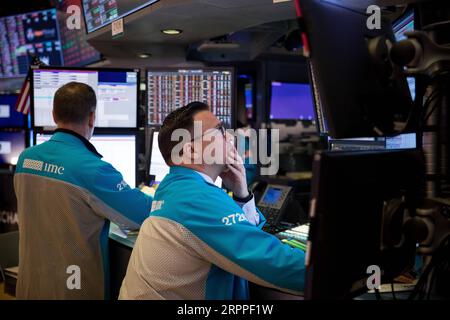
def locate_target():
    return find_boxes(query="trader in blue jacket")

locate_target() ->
[119,102,306,300]
[14,82,152,299]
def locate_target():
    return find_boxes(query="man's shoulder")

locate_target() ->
[153,175,238,220]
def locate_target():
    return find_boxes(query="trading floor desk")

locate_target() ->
[108,224,303,300]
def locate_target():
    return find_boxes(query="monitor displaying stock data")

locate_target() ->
[147,68,234,127]
[55,0,101,66]
[0,8,63,78]
[35,133,137,187]
[82,0,159,33]
[32,68,138,128]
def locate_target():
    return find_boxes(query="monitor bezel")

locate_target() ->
[30,65,140,131]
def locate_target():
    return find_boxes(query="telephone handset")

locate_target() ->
[256,184,295,233]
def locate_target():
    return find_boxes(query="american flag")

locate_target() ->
[15,56,47,115]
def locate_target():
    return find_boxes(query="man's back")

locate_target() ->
[14,130,151,299]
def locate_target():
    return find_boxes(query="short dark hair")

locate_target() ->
[159,101,210,165]
[53,82,97,124]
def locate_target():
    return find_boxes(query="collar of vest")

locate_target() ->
[51,129,103,158]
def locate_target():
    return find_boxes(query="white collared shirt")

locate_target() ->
[195,171,260,226]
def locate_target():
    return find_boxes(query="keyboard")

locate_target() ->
[276,223,310,242]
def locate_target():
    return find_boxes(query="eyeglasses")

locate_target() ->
[191,123,226,141]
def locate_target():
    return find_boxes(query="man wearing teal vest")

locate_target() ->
[120,102,306,300]
[14,82,152,299]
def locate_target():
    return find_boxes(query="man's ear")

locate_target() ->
[182,141,201,164]
[88,111,95,127]
[52,110,58,124]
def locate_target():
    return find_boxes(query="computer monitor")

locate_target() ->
[31,67,139,128]
[0,95,25,128]
[0,8,63,78]
[270,82,315,121]
[149,131,222,187]
[393,9,416,101]
[0,131,26,166]
[147,68,234,128]
[82,0,159,33]
[55,0,101,67]
[35,132,137,187]
[329,133,417,151]
[300,0,413,138]
[306,149,425,299]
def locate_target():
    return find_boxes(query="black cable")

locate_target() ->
[391,282,397,300]
[374,288,382,301]
[423,93,442,123]
[409,235,450,300]
[421,90,440,119]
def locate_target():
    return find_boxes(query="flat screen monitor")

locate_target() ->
[270,82,315,121]
[0,95,25,128]
[55,0,101,66]
[149,132,222,187]
[0,8,63,78]
[393,10,415,100]
[82,0,159,33]
[147,68,234,127]
[32,67,139,128]
[306,149,425,299]
[0,131,26,166]
[300,0,413,138]
[35,132,137,187]
[329,133,417,151]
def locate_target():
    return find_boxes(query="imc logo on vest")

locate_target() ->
[23,159,65,175]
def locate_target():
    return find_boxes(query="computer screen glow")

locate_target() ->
[150,132,222,187]
[32,68,138,128]
[270,82,315,121]
[36,133,136,187]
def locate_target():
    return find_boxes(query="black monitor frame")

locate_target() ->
[305,149,425,300]
[30,65,140,131]
[145,66,237,129]
[299,0,414,138]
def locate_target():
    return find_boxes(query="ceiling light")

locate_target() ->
[138,53,151,58]
[161,29,182,35]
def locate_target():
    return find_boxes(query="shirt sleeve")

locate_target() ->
[234,196,260,226]
[87,161,153,230]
